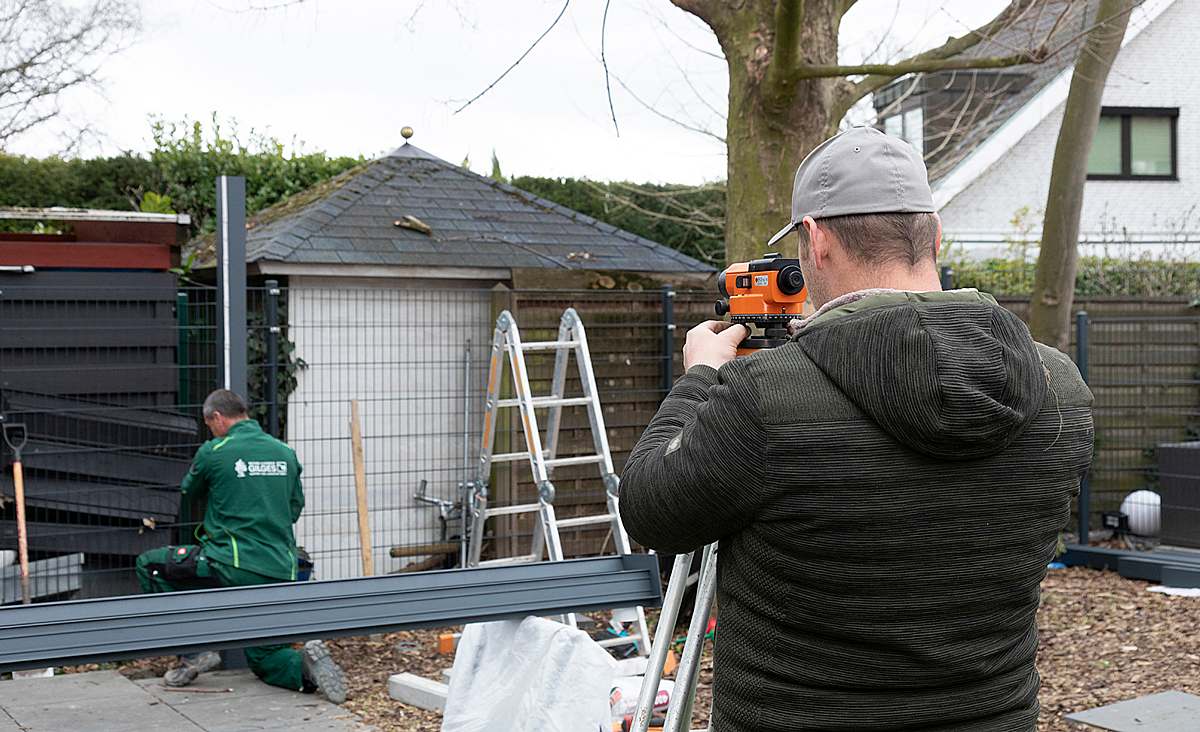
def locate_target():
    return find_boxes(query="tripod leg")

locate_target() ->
[666,542,718,732]
[631,551,694,732]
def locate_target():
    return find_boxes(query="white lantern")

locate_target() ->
[1120,490,1161,537]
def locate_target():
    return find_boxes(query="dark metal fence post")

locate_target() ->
[176,291,190,410]
[216,175,248,400]
[661,285,675,401]
[265,280,280,438]
[1076,310,1091,545]
[939,265,955,290]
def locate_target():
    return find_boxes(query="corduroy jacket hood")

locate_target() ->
[794,290,1048,461]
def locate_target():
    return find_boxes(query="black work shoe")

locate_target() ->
[301,640,347,704]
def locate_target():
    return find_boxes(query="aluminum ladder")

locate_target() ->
[465,307,650,656]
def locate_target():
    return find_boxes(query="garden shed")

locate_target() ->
[228,138,714,579]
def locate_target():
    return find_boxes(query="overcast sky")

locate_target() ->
[13,0,1011,184]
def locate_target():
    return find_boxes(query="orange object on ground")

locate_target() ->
[662,648,678,676]
[437,633,459,654]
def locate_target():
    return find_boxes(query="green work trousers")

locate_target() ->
[135,545,305,692]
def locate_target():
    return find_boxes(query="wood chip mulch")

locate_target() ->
[57,567,1198,731]
[330,568,1200,731]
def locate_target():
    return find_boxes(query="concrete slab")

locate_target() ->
[1067,691,1200,731]
[0,670,368,732]
[135,670,364,732]
[0,671,192,732]
[388,672,447,711]
[0,709,23,732]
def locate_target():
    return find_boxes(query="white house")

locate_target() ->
[874,0,1195,260]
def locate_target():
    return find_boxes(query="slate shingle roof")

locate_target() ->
[242,144,713,273]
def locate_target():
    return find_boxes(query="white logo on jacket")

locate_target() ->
[233,459,287,478]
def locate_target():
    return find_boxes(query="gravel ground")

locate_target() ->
[63,567,1198,731]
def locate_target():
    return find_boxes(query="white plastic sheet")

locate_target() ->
[442,616,617,732]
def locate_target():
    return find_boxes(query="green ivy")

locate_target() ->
[246,290,305,437]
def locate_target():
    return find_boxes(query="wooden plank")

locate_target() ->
[0,320,177,348]
[349,399,374,576]
[0,270,179,300]
[18,439,190,486]
[0,520,166,557]
[0,474,180,521]
[0,241,172,270]
[0,366,176,397]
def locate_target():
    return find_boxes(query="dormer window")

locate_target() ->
[883,108,924,156]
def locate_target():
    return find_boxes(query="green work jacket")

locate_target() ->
[181,419,304,580]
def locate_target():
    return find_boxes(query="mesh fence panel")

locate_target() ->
[3,280,1194,603]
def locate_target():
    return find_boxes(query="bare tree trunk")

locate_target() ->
[1028,0,1135,351]
[721,3,840,264]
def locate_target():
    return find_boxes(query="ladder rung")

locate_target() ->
[555,514,615,529]
[545,455,604,468]
[596,635,643,648]
[511,340,579,351]
[496,396,592,408]
[484,503,542,517]
[491,451,540,463]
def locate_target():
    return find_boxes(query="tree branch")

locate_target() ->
[453,0,569,115]
[667,0,727,36]
[600,0,618,136]
[837,0,1043,109]
[766,1,803,98]
[804,51,1043,80]
[838,0,859,18]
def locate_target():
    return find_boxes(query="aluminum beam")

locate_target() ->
[0,555,661,672]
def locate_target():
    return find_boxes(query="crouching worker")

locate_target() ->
[620,128,1094,731]
[136,389,347,703]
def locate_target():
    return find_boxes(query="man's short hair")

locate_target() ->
[799,212,939,268]
[203,389,248,419]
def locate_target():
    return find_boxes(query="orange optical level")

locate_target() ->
[715,253,808,352]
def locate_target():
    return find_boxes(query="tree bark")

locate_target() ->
[1028,0,1135,351]
[719,1,841,263]
[672,0,1052,264]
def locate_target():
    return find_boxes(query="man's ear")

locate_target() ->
[802,216,831,268]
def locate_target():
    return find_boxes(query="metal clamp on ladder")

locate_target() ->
[465,307,650,656]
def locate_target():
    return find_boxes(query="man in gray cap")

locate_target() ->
[621,127,1093,730]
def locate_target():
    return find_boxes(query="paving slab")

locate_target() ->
[1067,690,1200,731]
[1,670,368,732]
[0,709,23,732]
[136,671,360,732]
[0,671,192,732]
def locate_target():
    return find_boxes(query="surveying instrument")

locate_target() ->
[631,253,808,731]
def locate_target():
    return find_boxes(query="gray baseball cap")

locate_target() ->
[765,126,935,248]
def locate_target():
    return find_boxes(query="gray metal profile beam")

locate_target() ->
[0,555,661,672]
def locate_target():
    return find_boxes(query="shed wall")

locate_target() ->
[286,277,492,579]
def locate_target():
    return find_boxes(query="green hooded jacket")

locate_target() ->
[181,419,304,581]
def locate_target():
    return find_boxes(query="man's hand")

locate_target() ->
[683,321,749,372]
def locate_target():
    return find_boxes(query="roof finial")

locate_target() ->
[401,126,414,141]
